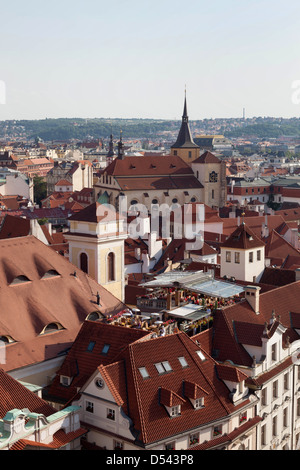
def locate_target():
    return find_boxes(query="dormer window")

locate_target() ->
[194,397,204,409]
[42,269,60,279]
[60,375,71,386]
[10,275,31,285]
[170,405,181,417]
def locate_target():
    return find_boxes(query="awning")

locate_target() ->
[140,271,244,299]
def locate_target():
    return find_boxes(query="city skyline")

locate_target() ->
[1,0,300,121]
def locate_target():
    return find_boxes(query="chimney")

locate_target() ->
[244,285,261,314]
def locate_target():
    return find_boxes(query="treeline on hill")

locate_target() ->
[225,118,300,139]
[0,118,179,141]
[2,117,300,141]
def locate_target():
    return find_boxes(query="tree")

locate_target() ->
[33,176,47,206]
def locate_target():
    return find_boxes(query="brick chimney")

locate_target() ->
[244,285,261,314]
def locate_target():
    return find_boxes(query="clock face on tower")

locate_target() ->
[209,171,218,183]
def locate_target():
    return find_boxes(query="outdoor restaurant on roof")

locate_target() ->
[105,270,245,337]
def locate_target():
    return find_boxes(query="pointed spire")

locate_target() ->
[171,89,199,149]
[117,130,125,160]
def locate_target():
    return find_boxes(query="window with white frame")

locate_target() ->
[165,441,175,450]
[189,432,199,447]
[194,397,204,409]
[86,401,94,413]
[271,343,277,362]
[114,440,123,450]
[273,380,278,399]
[107,408,115,421]
[170,405,181,417]
[154,361,172,374]
[60,375,71,386]
[213,424,222,437]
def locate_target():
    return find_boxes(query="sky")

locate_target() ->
[1,0,300,120]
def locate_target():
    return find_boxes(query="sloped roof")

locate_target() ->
[46,321,149,403]
[0,236,126,372]
[68,202,123,223]
[171,96,199,149]
[193,151,221,164]
[265,229,300,264]
[0,369,54,419]
[221,223,264,250]
[212,281,300,366]
[99,331,251,445]
[104,155,195,177]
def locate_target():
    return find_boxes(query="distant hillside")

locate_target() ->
[1,116,300,142]
[0,118,179,141]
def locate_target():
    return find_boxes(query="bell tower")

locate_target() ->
[65,202,127,302]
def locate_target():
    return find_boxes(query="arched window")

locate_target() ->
[107,252,115,282]
[80,252,88,274]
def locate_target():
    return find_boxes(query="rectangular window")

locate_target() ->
[213,425,222,437]
[249,252,253,263]
[170,406,181,417]
[283,407,288,428]
[257,250,261,261]
[194,397,204,409]
[87,341,95,352]
[154,361,172,374]
[165,441,176,450]
[212,190,215,199]
[226,251,231,263]
[86,401,94,413]
[101,344,110,355]
[273,380,278,398]
[284,372,289,390]
[272,416,277,436]
[178,356,188,368]
[107,408,115,421]
[272,343,277,361]
[261,424,266,446]
[138,367,150,379]
[189,433,200,447]
[234,252,240,264]
[114,440,123,450]
[297,398,300,417]
[262,387,267,406]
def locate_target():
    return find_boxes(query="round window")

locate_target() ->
[95,378,105,389]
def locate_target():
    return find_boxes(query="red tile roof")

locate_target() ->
[46,320,150,403]
[104,155,195,177]
[221,223,264,250]
[193,151,221,164]
[212,281,300,366]
[99,332,252,445]
[0,236,126,372]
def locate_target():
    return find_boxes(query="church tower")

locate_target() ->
[106,132,115,167]
[65,202,127,302]
[170,91,200,163]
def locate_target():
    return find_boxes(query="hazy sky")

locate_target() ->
[1,0,300,120]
